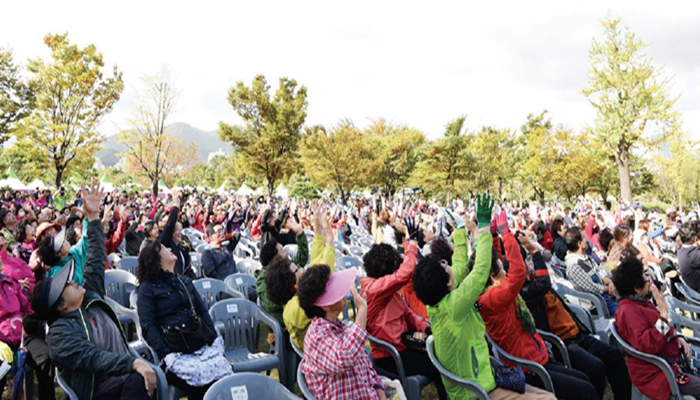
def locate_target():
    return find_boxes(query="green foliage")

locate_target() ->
[365,119,426,195]
[14,33,123,188]
[290,180,320,199]
[219,75,308,196]
[300,121,377,201]
[583,16,678,202]
[0,46,34,145]
[471,126,516,196]
[651,121,699,209]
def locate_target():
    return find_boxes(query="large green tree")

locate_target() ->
[300,121,377,201]
[519,111,556,202]
[219,75,308,197]
[15,33,123,188]
[365,119,426,195]
[0,47,34,146]
[583,16,678,203]
[471,126,516,197]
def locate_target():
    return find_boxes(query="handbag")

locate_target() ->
[162,277,209,354]
[401,332,427,352]
[492,365,526,394]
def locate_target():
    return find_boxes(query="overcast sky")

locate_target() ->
[2,0,699,139]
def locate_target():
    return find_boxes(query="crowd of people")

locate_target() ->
[0,181,699,400]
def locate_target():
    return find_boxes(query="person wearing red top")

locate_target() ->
[612,255,700,399]
[102,204,128,270]
[361,221,446,400]
[478,214,598,400]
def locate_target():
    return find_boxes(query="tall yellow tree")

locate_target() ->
[15,33,123,188]
[300,121,377,202]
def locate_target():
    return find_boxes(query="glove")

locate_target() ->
[403,217,420,241]
[495,210,509,235]
[475,194,495,228]
[0,341,12,363]
[444,208,465,229]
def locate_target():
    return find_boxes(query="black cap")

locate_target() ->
[34,259,75,319]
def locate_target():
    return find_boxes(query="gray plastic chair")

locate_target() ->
[675,281,700,306]
[116,256,139,275]
[368,334,432,400]
[105,269,138,325]
[104,297,151,357]
[332,240,348,253]
[283,244,298,259]
[358,237,374,249]
[237,259,263,277]
[297,361,320,400]
[224,274,257,301]
[425,336,490,400]
[189,252,202,277]
[486,332,555,394]
[610,322,696,400]
[666,294,700,337]
[348,245,366,258]
[193,278,244,309]
[537,330,572,367]
[208,299,290,389]
[290,332,304,359]
[203,372,300,400]
[336,255,363,271]
[196,243,210,253]
[554,281,612,343]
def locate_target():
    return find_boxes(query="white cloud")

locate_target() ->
[2,0,699,139]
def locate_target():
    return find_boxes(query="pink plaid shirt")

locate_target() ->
[301,317,385,400]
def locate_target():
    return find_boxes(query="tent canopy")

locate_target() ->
[99,172,115,192]
[236,183,254,196]
[0,168,27,190]
[275,183,289,199]
[28,179,46,190]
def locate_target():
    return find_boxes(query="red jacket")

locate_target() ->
[361,243,429,360]
[616,298,679,400]
[479,232,549,368]
[105,218,127,270]
[539,231,554,251]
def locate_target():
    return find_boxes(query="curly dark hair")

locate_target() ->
[680,222,698,245]
[598,228,613,252]
[265,257,298,305]
[550,218,565,239]
[611,255,647,297]
[260,238,279,267]
[430,237,454,265]
[362,243,401,279]
[36,234,61,267]
[467,246,501,286]
[15,218,35,244]
[298,264,332,319]
[137,239,163,283]
[413,255,451,306]
[564,227,584,252]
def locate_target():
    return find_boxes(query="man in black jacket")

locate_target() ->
[35,181,156,400]
[518,234,631,400]
[679,222,700,291]
[201,222,240,280]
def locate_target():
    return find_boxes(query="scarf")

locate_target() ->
[482,283,537,335]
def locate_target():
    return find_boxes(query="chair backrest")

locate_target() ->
[425,336,489,400]
[358,237,373,248]
[485,332,555,395]
[297,362,319,400]
[193,278,241,309]
[666,295,700,336]
[337,256,363,271]
[348,245,366,258]
[610,321,685,399]
[196,243,210,253]
[203,372,300,400]
[332,240,347,253]
[553,280,610,319]
[116,256,139,275]
[189,253,202,278]
[675,281,700,306]
[104,269,138,308]
[107,252,122,268]
[290,332,304,359]
[283,244,298,259]
[224,274,256,300]
[184,228,204,242]
[237,258,262,277]
[208,299,282,357]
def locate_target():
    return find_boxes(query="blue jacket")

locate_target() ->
[137,270,217,361]
[47,220,136,400]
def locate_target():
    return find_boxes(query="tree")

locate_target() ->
[365,119,426,195]
[471,126,517,196]
[300,121,377,202]
[583,16,678,203]
[549,128,604,202]
[652,122,697,209]
[290,180,320,199]
[0,47,33,146]
[519,111,556,202]
[14,34,123,188]
[409,116,473,198]
[219,75,308,197]
[118,67,196,196]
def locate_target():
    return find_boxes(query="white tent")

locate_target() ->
[28,179,46,191]
[217,180,229,195]
[99,173,115,193]
[237,183,254,196]
[0,169,27,190]
[158,180,171,194]
[275,183,289,199]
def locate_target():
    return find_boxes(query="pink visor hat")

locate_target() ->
[313,267,357,307]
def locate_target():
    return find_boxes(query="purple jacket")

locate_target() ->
[0,274,30,346]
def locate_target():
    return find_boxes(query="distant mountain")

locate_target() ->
[95,122,233,167]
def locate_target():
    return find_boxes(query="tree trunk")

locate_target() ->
[152,179,159,198]
[617,154,633,204]
[267,179,275,199]
[55,168,63,189]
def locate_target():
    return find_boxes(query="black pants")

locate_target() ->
[374,349,448,400]
[568,335,631,400]
[95,372,153,400]
[166,371,214,400]
[526,360,599,400]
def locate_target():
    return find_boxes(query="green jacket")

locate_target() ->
[256,233,309,325]
[47,219,89,286]
[427,228,495,400]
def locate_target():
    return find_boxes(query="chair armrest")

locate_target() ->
[570,288,610,319]
[256,305,283,357]
[537,330,571,368]
[368,334,408,386]
[674,283,700,306]
[224,284,245,299]
[486,334,555,395]
[426,336,489,400]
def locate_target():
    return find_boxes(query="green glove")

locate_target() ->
[475,193,495,228]
[0,341,13,364]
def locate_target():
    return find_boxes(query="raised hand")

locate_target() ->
[172,191,181,208]
[81,180,106,222]
[475,193,495,228]
[118,204,131,221]
[495,210,509,235]
[403,216,420,241]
